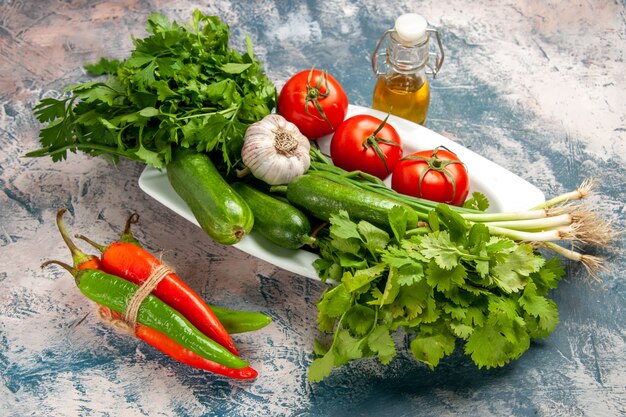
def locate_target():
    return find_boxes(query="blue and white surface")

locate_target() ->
[1,1,624,416]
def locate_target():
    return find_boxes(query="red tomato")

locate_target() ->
[277,69,349,139]
[391,148,470,206]
[330,115,403,180]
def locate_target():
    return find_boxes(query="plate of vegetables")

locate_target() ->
[138,104,545,279]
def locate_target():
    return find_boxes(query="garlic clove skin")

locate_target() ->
[242,114,311,185]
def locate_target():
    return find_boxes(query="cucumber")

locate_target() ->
[284,174,420,230]
[231,182,314,249]
[166,149,253,245]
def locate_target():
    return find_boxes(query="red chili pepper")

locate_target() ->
[75,218,238,356]
[101,308,257,380]
[54,209,256,379]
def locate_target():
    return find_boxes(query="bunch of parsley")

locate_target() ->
[310,205,564,382]
[28,10,276,170]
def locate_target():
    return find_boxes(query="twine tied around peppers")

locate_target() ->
[97,263,173,335]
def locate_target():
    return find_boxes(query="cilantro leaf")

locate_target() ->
[426,261,467,292]
[334,330,364,365]
[465,324,513,369]
[85,57,122,75]
[221,62,252,74]
[368,326,396,365]
[344,304,376,336]
[388,205,408,242]
[463,192,490,211]
[317,284,352,318]
[308,350,336,383]
[518,282,559,334]
[342,263,386,293]
[418,231,461,269]
[410,327,456,369]
[492,244,544,293]
[329,211,361,240]
[358,221,389,257]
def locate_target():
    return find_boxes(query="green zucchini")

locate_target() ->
[284,174,420,230]
[232,182,315,249]
[166,149,253,245]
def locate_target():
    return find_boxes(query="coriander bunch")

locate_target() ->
[27,10,276,171]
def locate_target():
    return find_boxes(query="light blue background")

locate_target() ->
[1,1,624,416]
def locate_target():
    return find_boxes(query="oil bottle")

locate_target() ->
[371,13,444,125]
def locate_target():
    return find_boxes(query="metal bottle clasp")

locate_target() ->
[371,26,445,78]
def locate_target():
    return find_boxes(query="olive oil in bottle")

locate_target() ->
[373,74,430,125]
[371,13,444,126]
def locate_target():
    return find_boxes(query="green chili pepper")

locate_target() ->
[208,305,273,334]
[47,262,248,370]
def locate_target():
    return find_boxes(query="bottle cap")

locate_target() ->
[393,13,429,46]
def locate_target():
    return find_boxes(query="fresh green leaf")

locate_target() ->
[368,326,396,365]
[410,328,456,369]
[463,192,490,211]
[531,257,565,295]
[380,267,401,305]
[465,324,512,369]
[329,211,361,240]
[33,98,69,123]
[388,205,408,242]
[85,57,122,75]
[342,263,386,293]
[358,220,389,257]
[221,62,252,74]
[492,244,544,293]
[395,263,424,286]
[334,329,365,365]
[518,282,559,333]
[418,231,460,269]
[435,203,468,243]
[344,304,376,336]
[426,261,467,293]
[308,349,335,382]
[317,284,352,318]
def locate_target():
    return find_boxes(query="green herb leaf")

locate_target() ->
[344,304,376,336]
[368,326,396,365]
[342,263,386,293]
[317,284,352,318]
[308,350,336,383]
[410,327,456,369]
[85,57,121,76]
[463,192,490,211]
[388,205,408,242]
[29,10,276,170]
[518,282,559,334]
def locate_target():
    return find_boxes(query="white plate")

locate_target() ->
[138,104,545,280]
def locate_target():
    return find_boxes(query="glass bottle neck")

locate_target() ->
[386,34,430,73]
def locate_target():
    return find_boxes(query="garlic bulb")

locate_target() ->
[241,114,311,185]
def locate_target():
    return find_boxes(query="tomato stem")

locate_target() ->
[362,114,401,175]
[305,67,333,129]
[400,146,466,204]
